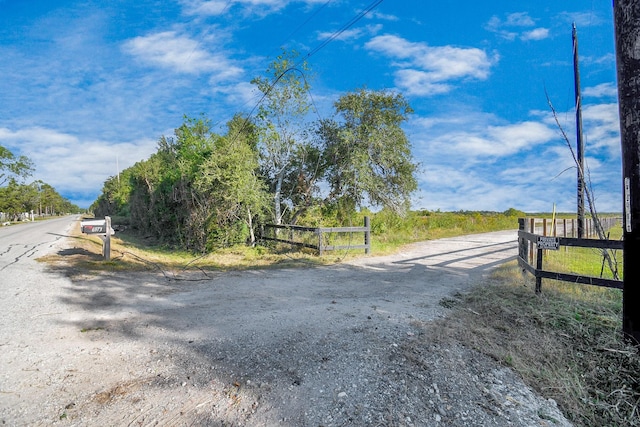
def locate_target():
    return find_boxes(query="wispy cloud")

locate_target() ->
[317,24,382,42]
[485,12,549,41]
[122,30,243,79]
[583,82,618,98]
[408,99,620,212]
[180,0,328,16]
[521,28,550,41]
[365,34,497,96]
[582,103,620,154]
[558,11,605,27]
[424,121,556,157]
[0,127,157,207]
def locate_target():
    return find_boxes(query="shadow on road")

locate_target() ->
[38,231,520,425]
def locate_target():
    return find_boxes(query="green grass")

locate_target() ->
[58,210,522,272]
[426,262,639,427]
[541,223,623,281]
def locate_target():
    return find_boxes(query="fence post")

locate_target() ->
[518,218,528,263]
[529,218,535,264]
[318,228,324,256]
[535,247,543,294]
[364,216,371,255]
[543,218,547,236]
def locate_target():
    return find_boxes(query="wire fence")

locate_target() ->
[518,217,623,292]
[259,217,371,255]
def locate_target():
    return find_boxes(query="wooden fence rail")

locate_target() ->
[518,218,623,293]
[260,217,371,255]
[524,216,620,238]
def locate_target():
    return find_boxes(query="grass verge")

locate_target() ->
[39,220,338,275]
[426,261,639,426]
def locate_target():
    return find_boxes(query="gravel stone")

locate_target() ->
[0,223,572,426]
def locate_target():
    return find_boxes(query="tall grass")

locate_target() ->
[542,223,623,281]
[425,262,639,426]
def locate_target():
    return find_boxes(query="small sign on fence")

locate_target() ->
[537,236,559,250]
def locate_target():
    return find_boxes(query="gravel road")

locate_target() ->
[0,218,571,426]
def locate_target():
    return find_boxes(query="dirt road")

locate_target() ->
[0,221,570,426]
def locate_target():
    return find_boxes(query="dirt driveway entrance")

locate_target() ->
[1,228,571,426]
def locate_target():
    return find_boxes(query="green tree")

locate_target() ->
[251,49,316,224]
[0,145,34,185]
[113,115,269,252]
[194,114,269,248]
[319,88,418,216]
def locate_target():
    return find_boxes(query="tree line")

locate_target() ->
[0,146,80,220]
[92,51,418,252]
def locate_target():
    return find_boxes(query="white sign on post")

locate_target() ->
[537,236,559,250]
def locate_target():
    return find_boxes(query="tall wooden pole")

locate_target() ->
[573,23,586,238]
[613,0,640,344]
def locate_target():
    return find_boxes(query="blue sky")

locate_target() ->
[0,0,620,212]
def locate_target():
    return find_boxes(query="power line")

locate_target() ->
[216,0,386,141]
[277,0,334,49]
[304,0,385,61]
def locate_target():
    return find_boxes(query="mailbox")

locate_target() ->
[81,219,115,235]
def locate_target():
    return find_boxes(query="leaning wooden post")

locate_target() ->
[364,216,371,255]
[614,0,640,343]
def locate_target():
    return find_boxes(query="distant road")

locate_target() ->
[0,215,79,273]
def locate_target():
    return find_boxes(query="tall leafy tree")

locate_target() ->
[194,114,269,247]
[319,88,418,216]
[105,115,269,252]
[0,145,33,186]
[251,49,316,224]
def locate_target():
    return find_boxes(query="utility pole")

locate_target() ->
[613,0,640,344]
[573,23,586,238]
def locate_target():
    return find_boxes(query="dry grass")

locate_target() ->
[427,262,639,426]
[39,221,345,276]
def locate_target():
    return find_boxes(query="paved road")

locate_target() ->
[0,215,78,273]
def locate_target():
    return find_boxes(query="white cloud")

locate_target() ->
[582,103,620,153]
[366,11,399,22]
[181,0,231,15]
[486,12,550,42]
[418,121,556,158]
[0,127,157,207]
[583,82,618,98]
[504,12,536,27]
[365,35,497,96]
[582,53,616,66]
[408,98,622,212]
[521,28,550,41]
[558,12,605,27]
[212,81,261,106]
[180,0,328,16]
[317,24,382,42]
[122,30,243,79]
